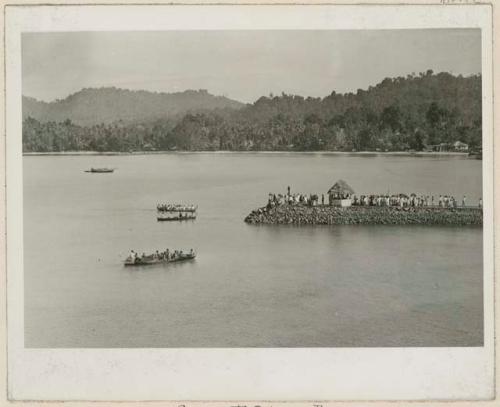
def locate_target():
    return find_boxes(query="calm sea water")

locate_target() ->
[24,153,483,347]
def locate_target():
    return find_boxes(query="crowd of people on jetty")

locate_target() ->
[266,187,482,209]
[157,203,198,212]
[127,248,195,263]
[349,193,481,208]
[267,192,321,207]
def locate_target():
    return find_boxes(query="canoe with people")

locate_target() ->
[157,212,197,221]
[125,249,196,266]
[157,203,198,212]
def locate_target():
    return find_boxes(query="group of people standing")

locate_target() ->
[266,186,482,209]
[351,194,479,208]
[267,192,322,208]
[157,203,197,212]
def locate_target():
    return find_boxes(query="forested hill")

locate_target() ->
[22,88,245,126]
[23,71,482,152]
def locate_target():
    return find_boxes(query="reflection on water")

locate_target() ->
[24,153,483,347]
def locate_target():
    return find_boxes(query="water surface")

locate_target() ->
[24,153,483,347]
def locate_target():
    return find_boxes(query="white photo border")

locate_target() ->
[5,4,495,401]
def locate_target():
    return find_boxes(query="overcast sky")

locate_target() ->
[22,29,481,103]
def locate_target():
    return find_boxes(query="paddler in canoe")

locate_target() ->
[124,248,196,266]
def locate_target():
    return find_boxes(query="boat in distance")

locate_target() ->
[157,212,197,221]
[157,204,197,212]
[124,251,196,266]
[85,167,115,173]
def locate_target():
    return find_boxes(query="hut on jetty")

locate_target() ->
[328,179,354,207]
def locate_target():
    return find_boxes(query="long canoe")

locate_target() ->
[85,168,114,173]
[124,252,196,266]
[157,214,197,221]
[157,204,197,212]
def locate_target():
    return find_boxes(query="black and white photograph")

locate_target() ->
[22,28,485,349]
[4,3,496,402]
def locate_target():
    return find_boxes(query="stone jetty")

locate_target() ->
[244,205,483,226]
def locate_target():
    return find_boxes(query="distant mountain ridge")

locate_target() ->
[22,71,482,153]
[23,87,245,126]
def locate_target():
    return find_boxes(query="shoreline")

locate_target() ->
[23,150,470,157]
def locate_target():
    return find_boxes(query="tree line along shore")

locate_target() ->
[22,71,481,154]
[22,150,469,157]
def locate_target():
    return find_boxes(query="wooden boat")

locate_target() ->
[85,167,114,173]
[124,251,196,266]
[157,204,197,212]
[157,213,197,221]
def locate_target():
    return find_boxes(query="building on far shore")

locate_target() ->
[426,143,449,152]
[453,140,469,151]
[426,141,469,152]
[328,180,354,207]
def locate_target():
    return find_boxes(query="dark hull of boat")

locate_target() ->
[157,208,197,212]
[157,216,196,221]
[85,169,114,173]
[124,254,196,266]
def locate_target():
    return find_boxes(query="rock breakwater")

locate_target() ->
[244,205,482,226]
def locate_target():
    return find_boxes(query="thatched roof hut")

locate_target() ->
[328,180,355,196]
